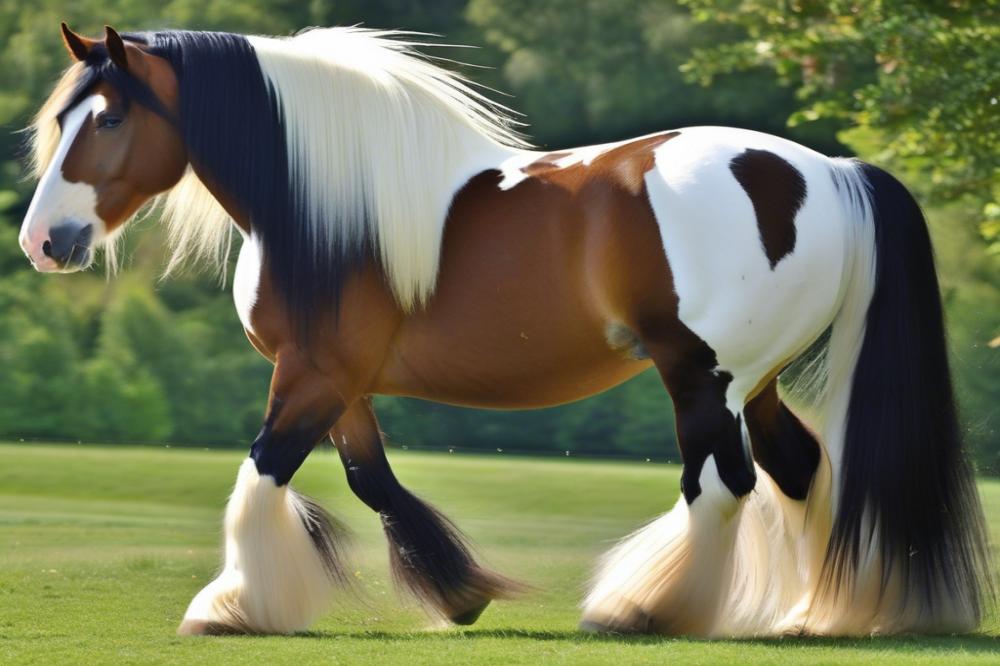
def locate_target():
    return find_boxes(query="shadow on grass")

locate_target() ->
[286,628,1000,652]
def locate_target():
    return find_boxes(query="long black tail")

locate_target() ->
[822,162,993,630]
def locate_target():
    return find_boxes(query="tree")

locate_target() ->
[76,285,173,442]
[466,0,845,151]
[680,0,1000,247]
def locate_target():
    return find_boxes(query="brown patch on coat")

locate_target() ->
[520,150,571,176]
[522,132,679,196]
[376,132,681,407]
[729,148,806,269]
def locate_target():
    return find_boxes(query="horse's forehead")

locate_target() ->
[58,79,113,125]
[58,94,108,182]
[60,93,104,145]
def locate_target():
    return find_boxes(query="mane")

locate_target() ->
[29,27,528,332]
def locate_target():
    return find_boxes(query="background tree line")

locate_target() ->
[0,1,997,470]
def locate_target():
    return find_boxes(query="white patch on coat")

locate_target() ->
[233,233,262,334]
[645,126,848,413]
[582,128,890,638]
[19,95,107,268]
[496,151,542,190]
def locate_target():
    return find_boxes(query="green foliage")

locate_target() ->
[928,202,1000,471]
[680,0,1000,246]
[0,224,271,446]
[466,0,843,151]
[0,2,997,469]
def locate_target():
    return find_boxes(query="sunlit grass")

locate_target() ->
[1,443,998,664]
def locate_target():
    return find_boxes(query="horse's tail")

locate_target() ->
[798,159,992,632]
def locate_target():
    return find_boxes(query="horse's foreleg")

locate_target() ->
[581,351,756,636]
[178,350,349,635]
[333,398,517,624]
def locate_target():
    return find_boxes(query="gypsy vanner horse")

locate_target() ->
[18,24,992,637]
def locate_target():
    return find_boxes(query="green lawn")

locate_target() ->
[1,443,998,664]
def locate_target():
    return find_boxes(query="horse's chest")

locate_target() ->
[233,236,262,334]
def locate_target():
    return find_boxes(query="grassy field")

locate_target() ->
[1,443,998,664]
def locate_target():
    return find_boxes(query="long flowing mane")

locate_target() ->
[30,27,527,330]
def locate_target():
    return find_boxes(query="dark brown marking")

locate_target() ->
[743,378,820,500]
[729,148,806,269]
[376,131,685,407]
[592,132,680,195]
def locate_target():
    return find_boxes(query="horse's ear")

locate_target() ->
[61,22,97,61]
[104,25,129,71]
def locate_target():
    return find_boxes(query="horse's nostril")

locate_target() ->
[45,222,94,267]
[78,224,93,246]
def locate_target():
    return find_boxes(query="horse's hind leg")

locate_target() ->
[743,378,820,502]
[333,398,517,624]
[743,378,832,632]
[581,341,756,635]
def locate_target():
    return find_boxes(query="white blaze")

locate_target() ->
[19,95,106,269]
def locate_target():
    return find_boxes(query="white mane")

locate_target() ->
[166,27,528,304]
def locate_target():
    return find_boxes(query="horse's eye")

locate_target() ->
[96,113,123,130]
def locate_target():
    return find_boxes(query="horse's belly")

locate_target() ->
[380,311,652,409]
[380,354,650,409]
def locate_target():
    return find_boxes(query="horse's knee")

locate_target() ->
[250,420,323,486]
[680,435,756,507]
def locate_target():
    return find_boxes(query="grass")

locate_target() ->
[1,442,998,664]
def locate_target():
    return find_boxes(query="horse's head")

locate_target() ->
[19,24,187,272]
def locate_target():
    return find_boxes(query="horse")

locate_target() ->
[19,23,991,637]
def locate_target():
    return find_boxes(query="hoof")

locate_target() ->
[176,619,246,636]
[450,600,491,626]
[579,603,654,635]
[578,618,648,635]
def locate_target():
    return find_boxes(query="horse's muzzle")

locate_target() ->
[38,221,93,271]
